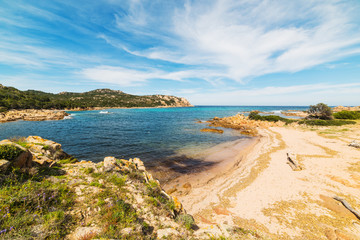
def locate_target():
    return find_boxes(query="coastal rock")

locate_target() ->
[0,141,32,168]
[26,136,71,161]
[0,159,11,172]
[207,113,287,136]
[0,109,69,123]
[200,128,224,134]
[333,105,360,112]
[131,157,146,171]
[281,110,308,118]
[103,156,117,172]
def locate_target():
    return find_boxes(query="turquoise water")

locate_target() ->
[0,106,307,167]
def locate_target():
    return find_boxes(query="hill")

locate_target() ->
[0,84,192,111]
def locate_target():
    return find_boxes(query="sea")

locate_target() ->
[0,106,308,170]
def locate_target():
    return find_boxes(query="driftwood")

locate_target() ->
[333,196,360,220]
[349,140,360,149]
[286,153,301,171]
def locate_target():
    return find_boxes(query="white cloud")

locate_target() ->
[80,65,226,86]
[112,0,360,83]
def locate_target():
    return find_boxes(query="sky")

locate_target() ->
[0,0,360,106]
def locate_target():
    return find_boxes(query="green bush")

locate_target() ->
[0,145,24,161]
[248,111,295,124]
[298,119,356,126]
[308,103,333,120]
[176,214,195,230]
[333,111,360,120]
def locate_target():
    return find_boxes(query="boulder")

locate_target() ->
[103,156,117,172]
[200,128,224,134]
[26,136,71,160]
[0,159,11,172]
[0,141,32,168]
[132,157,146,171]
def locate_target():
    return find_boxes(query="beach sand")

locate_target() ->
[162,123,360,239]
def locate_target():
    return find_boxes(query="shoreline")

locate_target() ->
[158,136,260,194]
[0,105,194,123]
[168,121,360,238]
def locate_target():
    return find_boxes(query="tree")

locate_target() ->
[308,103,333,120]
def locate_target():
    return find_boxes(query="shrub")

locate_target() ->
[83,167,94,174]
[107,174,126,188]
[0,145,24,161]
[176,214,195,230]
[248,111,295,124]
[298,119,356,126]
[333,111,360,120]
[308,103,333,120]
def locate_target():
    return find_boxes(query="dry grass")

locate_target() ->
[262,193,360,239]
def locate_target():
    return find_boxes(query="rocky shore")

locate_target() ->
[0,136,259,239]
[0,109,70,122]
[206,113,286,136]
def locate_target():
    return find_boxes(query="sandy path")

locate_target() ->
[169,125,360,239]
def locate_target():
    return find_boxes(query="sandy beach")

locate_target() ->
[163,122,360,239]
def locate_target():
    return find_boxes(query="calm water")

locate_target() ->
[0,106,307,166]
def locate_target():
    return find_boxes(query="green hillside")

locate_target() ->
[0,84,192,111]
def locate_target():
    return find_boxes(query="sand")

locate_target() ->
[164,123,360,239]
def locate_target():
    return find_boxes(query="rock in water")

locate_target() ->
[200,128,224,134]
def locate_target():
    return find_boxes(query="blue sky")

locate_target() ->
[1,0,360,105]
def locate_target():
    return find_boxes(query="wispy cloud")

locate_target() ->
[188,82,360,105]
[106,0,360,83]
[80,65,224,86]
[1,0,360,105]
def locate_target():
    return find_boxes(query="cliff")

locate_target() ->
[0,84,193,111]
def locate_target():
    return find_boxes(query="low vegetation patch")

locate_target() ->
[0,169,75,239]
[298,119,356,126]
[0,145,24,161]
[248,112,295,124]
[333,110,360,120]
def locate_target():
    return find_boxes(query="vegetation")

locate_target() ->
[333,110,360,120]
[0,84,188,111]
[298,119,356,126]
[308,103,333,120]
[248,111,295,124]
[0,145,24,160]
[0,169,75,239]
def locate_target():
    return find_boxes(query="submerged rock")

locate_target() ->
[200,128,224,134]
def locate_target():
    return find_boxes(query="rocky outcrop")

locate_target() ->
[200,128,224,134]
[281,110,309,118]
[0,136,198,239]
[0,109,69,122]
[207,113,286,136]
[152,95,193,107]
[333,106,360,112]
[25,136,72,166]
[0,140,32,170]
